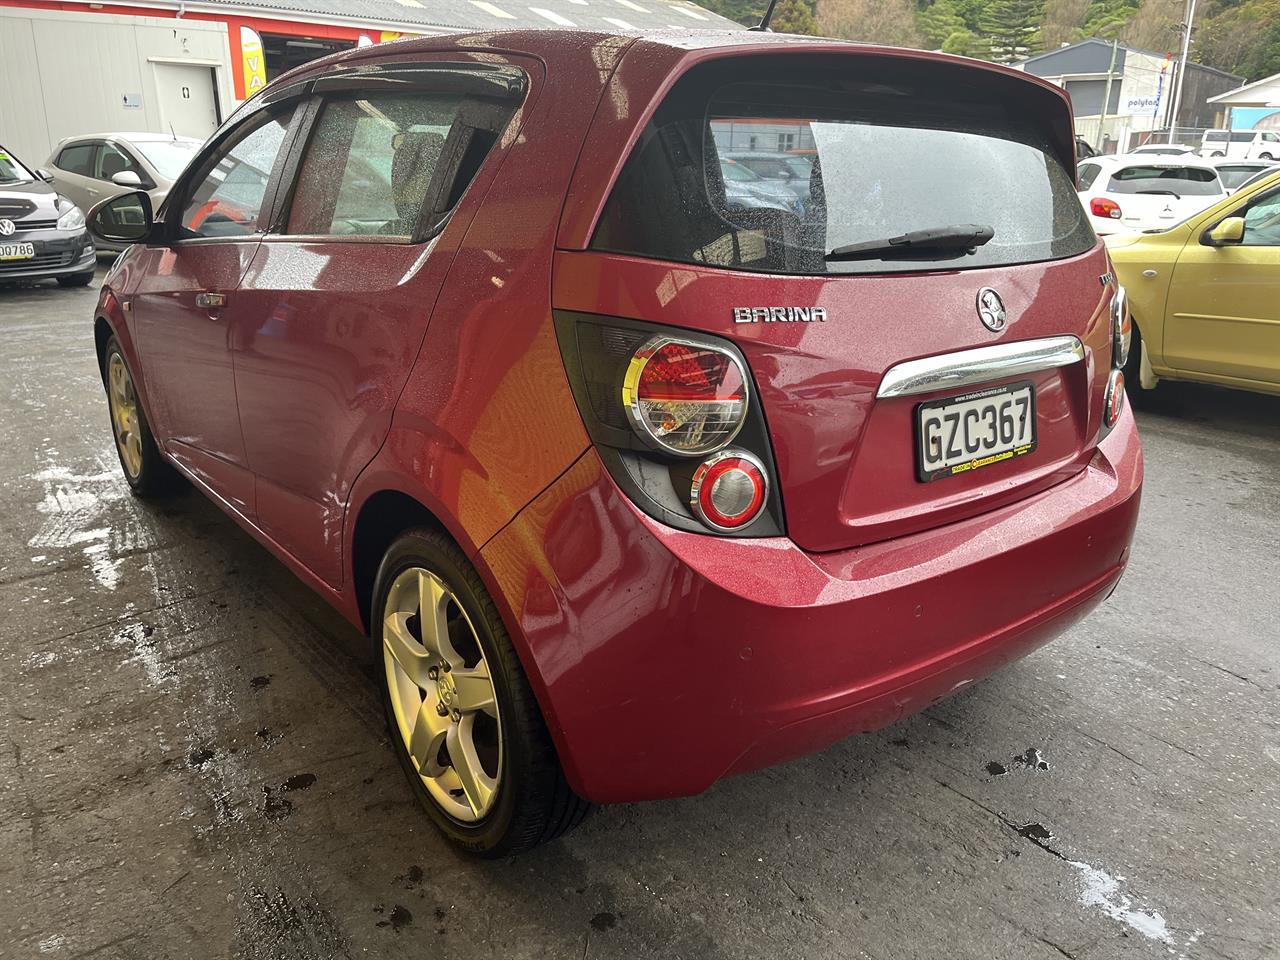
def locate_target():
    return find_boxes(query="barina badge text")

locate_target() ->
[733,307,827,324]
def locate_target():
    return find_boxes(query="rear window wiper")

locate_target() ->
[825,224,995,262]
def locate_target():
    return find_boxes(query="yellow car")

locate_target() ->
[1105,168,1280,397]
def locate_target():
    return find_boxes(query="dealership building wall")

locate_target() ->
[0,7,236,164]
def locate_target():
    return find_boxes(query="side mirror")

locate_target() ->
[87,190,155,245]
[36,168,55,182]
[111,170,144,188]
[1204,216,1245,246]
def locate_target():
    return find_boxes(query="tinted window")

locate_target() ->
[57,143,96,176]
[1078,162,1102,189]
[180,108,293,239]
[592,57,1094,275]
[96,143,138,182]
[1107,166,1221,196]
[1242,188,1280,246]
[285,92,464,237]
[1217,165,1266,190]
[1264,133,1280,143]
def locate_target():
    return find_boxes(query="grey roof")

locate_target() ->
[187,0,742,34]
[1020,37,1242,83]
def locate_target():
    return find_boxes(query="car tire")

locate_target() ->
[103,337,181,496]
[373,527,590,857]
[1212,151,1225,157]
[1261,153,1275,161]
[57,271,95,288]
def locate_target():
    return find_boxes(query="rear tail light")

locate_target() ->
[1104,369,1125,428]
[554,313,783,538]
[1110,285,1131,368]
[623,337,748,455]
[1090,197,1122,219]
[690,450,768,530]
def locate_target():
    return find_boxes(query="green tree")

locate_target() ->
[772,0,820,33]
[978,0,1045,61]
[917,0,968,46]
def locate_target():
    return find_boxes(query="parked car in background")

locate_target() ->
[0,142,95,286]
[723,150,813,204]
[1077,155,1225,234]
[1075,135,1098,159]
[718,157,802,212]
[86,30,1142,857]
[1209,158,1277,193]
[1127,143,1196,157]
[46,133,201,249]
[1106,168,1280,397]
[1199,129,1280,160]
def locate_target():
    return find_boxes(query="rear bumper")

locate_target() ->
[479,406,1143,804]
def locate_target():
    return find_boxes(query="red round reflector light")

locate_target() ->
[690,450,768,531]
[1104,369,1125,427]
[623,337,748,456]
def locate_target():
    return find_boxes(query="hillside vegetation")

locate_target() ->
[703,0,1280,81]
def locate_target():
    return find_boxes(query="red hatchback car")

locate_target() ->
[87,29,1143,856]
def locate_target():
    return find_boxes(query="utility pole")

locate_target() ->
[1097,37,1120,150]
[1167,0,1198,144]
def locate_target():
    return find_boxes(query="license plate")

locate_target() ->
[0,242,35,261]
[916,381,1037,482]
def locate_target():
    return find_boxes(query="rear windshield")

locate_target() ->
[1106,166,1222,196]
[592,56,1094,275]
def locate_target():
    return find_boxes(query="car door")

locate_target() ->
[1163,183,1280,386]
[95,140,151,197]
[229,64,526,586]
[128,102,302,515]
[49,141,100,213]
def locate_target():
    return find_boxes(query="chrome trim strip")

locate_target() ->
[876,336,1086,399]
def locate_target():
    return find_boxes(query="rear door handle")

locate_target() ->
[195,292,226,309]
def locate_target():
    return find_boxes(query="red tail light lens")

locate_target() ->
[1104,369,1125,427]
[690,450,767,530]
[622,337,748,455]
[1091,197,1122,220]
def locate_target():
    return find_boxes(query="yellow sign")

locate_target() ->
[378,31,421,43]
[240,26,267,96]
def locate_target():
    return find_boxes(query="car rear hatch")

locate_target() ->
[555,45,1116,553]
[1104,162,1223,229]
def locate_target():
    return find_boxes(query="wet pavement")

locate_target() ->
[1,269,1277,960]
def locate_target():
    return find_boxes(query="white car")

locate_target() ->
[1076,155,1226,234]
[1126,143,1196,157]
[1198,129,1280,160]
[1209,157,1278,194]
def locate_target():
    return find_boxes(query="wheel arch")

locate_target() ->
[350,488,449,635]
[94,315,114,383]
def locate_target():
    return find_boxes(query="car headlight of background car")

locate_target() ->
[55,195,86,232]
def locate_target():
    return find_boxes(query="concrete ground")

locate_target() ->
[0,268,1276,960]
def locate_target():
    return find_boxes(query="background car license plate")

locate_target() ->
[0,242,35,261]
[916,381,1037,482]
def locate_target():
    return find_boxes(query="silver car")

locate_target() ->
[44,133,202,248]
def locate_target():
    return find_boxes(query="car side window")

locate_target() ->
[96,143,138,182]
[57,143,96,177]
[1241,188,1280,246]
[178,107,295,240]
[283,92,466,238]
[1078,162,1101,190]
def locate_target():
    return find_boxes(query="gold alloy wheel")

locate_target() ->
[383,567,503,822]
[107,353,144,479]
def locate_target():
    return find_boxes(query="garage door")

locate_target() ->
[154,62,220,140]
